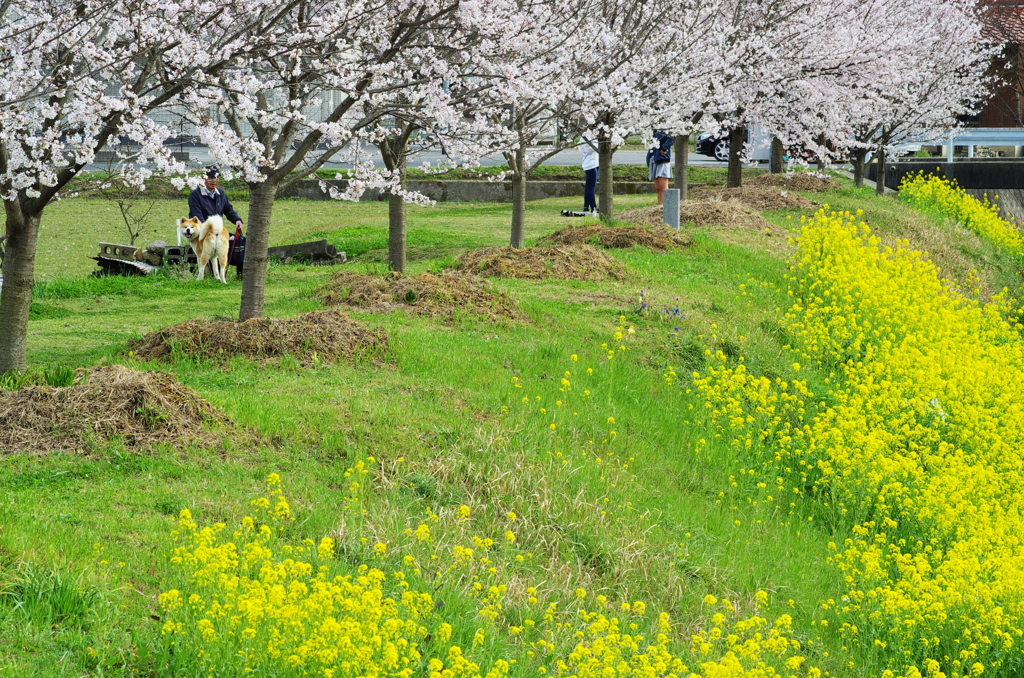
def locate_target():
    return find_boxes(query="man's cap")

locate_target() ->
[205,166,221,179]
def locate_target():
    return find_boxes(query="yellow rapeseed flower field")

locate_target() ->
[899,173,1024,256]
[694,206,1024,677]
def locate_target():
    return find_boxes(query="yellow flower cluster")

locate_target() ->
[160,466,827,678]
[694,208,1024,677]
[160,474,448,678]
[539,594,817,678]
[899,172,1024,256]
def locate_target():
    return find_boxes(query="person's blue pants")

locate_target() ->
[584,168,599,212]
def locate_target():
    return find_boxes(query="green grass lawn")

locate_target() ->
[35,191,663,280]
[3,170,1018,677]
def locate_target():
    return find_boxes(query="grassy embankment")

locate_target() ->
[2,170,1021,677]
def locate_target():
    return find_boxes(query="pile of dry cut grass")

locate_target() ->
[0,365,226,454]
[620,199,775,231]
[537,224,691,250]
[689,185,814,210]
[747,172,838,193]
[455,245,625,281]
[318,270,523,322]
[130,308,387,363]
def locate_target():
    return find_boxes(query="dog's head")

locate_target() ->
[176,216,203,241]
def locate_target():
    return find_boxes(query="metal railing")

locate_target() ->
[944,128,1024,161]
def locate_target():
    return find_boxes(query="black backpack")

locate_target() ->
[228,224,246,267]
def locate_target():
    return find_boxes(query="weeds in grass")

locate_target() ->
[0,370,32,391]
[42,365,77,388]
[0,365,80,391]
[428,254,459,274]
[0,563,97,628]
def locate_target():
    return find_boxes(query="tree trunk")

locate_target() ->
[770,137,784,174]
[727,126,744,188]
[389,175,407,273]
[875,144,887,196]
[598,136,614,219]
[816,134,828,171]
[852,149,868,188]
[510,145,527,249]
[378,126,412,273]
[674,134,689,201]
[238,180,278,321]
[0,203,41,374]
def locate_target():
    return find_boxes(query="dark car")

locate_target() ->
[695,128,749,162]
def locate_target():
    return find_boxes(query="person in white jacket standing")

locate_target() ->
[580,133,599,215]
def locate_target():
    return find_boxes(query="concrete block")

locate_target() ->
[162,244,197,268]
[98,242,140,260]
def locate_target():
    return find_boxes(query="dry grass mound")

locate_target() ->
[129,308,387,363]
[318,270,523,322]
[537,224,691,250]
[748,172,839,193]
[620,198,775,231]
[0,365,226,454]
[690,185,814,210]
[455,245,625,281]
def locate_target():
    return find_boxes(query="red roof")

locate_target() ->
[982,0,1024,44]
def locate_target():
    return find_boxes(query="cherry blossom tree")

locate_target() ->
[347,0,562,270]
[742,0,974,188]
[690,0,842,188]
[838,0,995,194]
[563,0,708,219]
[471,0,615,248]
[358,80,520,272]
[493,0,716,236]
[180,0,399,316]
[695,0,995,193]
[500,102,584,249]
[0,0,282,374]
[186,0,549,316]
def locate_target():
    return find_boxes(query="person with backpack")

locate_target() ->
[647,130,673,205]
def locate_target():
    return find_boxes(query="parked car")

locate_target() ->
[697,127,848,165]
[695,128,751,162]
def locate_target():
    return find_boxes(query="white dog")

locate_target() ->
[175,215,229,283]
